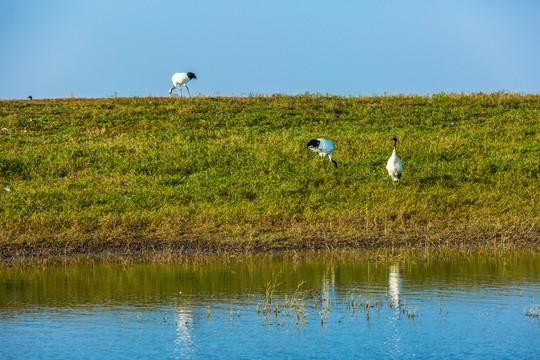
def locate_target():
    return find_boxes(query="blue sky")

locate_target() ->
[1,1,538,99]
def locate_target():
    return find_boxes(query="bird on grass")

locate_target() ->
[307,138,337,169]
[386,136,403,185]
[169,72,197,97]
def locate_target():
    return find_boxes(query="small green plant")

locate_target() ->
[405,306,419,320]
[525,302,539,318]
[256,278,308,327]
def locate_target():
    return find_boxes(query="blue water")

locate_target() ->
[1,251,539,359]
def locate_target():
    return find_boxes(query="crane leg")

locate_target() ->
[321,157,325,170]
[186,85,191,97]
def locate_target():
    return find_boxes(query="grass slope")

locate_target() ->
[0,93,538,256]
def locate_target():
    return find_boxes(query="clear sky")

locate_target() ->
[1,1,539,99]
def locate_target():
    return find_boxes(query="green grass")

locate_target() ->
[0,93,538,256]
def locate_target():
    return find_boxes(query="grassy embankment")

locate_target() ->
[0,93,538,257]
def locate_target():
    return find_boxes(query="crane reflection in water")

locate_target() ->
[174,299,195,358]
[388,262,403,316]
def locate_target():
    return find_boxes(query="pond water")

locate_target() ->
[1,249,539,359]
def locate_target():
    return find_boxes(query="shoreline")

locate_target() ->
[1,239,538,268]
[2,228,538,264]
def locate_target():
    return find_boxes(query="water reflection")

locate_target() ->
[0,250,538,360]
[386,262,405,358]
[388,262,403,312]
[174,304,194,358]
[321,267,336,300]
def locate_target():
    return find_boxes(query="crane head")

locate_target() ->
[306,139,320,149]
[390,136,398,141]
[187,72,197,80]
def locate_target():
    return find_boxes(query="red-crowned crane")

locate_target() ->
[386,136,403,185]
[307,138,337,169]
[169,72,197,97]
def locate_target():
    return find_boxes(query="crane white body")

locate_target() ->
[169,72,197,96]
[307,138,337,168]
[386,136,403,184]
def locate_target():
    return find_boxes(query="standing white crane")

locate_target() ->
[386,136,403,185]
[169,72,197,97]
[307,138,337,169]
